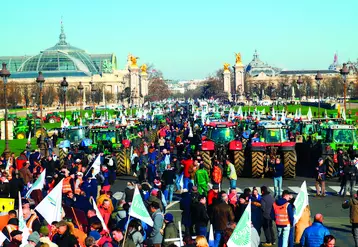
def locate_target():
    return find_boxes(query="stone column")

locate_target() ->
[223,69,231,101]
[234,63,245,100]
[140,71,148,103]
[129,66,140,106]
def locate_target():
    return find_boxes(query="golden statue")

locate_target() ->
[223,63,230,71]
[140,64,147,73]
[130,56,138,67]
[235,52,242,64]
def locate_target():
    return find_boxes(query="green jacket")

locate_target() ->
[195,169,209,190]
[163,222,178,247]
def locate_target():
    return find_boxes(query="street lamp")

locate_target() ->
[348,82,354,116]
[340,63,349,113]
[91,84,97,118]
[0,63,11,158]
[36,71,46,156]
[297,76,304,104]
[315,71,323,117]
[60,77,68,121]
[283,82,289,112]
[77,81,84,119]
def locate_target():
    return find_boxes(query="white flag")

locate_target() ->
[227,200,251,247]
[307,107,312,121]
[18,192,30,247]
[92,197,108,231]
[128,185,154,227]
[294,181,309,225]
[179,173,184,190]
[28,132,31,142]
[35,179,63,225]
[0,231,8,246]
[87,155,101,177]
[63,118,70,128]
[25,169,46,198]
[209,224,214,247]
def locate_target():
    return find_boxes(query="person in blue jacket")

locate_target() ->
[300,213,330,247]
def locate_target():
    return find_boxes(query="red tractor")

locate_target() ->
[201,122,245,175]
[250,121,297,178]
[44,112,62,123]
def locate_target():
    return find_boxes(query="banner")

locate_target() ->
[294,181,309,225]
[25,169,46,198]
[87,155,101,177]
[227,200,251,247]
[92,197,108,232]
[128,185,154,227]
[35,179,63,225]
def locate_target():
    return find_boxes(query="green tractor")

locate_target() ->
[8,113,18,121]
[14,118,30,139]
[321,124,358,177]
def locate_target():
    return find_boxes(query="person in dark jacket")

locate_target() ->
[42,155,56,176]
[194,195,209,237]
[162,164,176,204]
[315,158,327,196]
[53,220,79,247]
[147,160,157,185]
[261,186,276,246]
[180,190,192,236]
[163,213,179,247]
[0,173,10,198]
[300,214,330,247]
[8,172,24,201]
[271,157,284,199]
[7,230,23,247]
[211,192,235,247]
[271,190,294,247]
[343,161,357,197]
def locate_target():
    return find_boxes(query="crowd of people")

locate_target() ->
[0,108,356,247]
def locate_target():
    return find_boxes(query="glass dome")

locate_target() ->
[18,23,99,74]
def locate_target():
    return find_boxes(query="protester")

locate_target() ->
[300,214,330,247]
[342,191,358,246]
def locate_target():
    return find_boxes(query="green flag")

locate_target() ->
[128,185,154,227]
[294,181,309,225]
[227,200,251,247]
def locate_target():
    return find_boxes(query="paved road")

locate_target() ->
[111,176,355,247]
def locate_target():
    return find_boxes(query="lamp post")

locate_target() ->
[348,82,354,116]
[77,81,84,119]
[296,76,304,104]
[340,63,349,113]
[315,71,323,117]
[91,84,97,118]
[0,63,11,158]
[36,72,46,156]
[283,82,289,112]
[60,77,68,122]
[31,93,36,136]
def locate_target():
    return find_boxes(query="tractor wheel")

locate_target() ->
[201,150,212,173]
[35,128,46,138]
[49,118,55,124]
[233,150,245,177]
[16,132,26,140]
[116,149,130,175]
[283,150,297,178]
[323,155,336,178]
[241,138,248,148]
[59,148,66,168]
[252,151,265,178]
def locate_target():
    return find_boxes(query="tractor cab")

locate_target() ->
[89,127,123,152]
[205,122,237,145]
[63,126,89,145]
[256,121,289,144]
[323,125,357,150]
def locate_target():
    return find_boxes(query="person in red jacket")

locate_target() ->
[181,155,193,190]
[207,184,219,206]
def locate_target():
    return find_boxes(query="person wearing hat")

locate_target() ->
[25,231,40,247]
[8,230,23,247]
[39,225,58,247]
[315,158,327,197]
[271,190,294,247]
[163,213,178,247]
[2,218,19,246]
[52,220,78,247]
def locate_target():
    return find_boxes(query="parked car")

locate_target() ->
[84,106,94,110]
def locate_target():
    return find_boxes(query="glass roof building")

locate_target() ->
[0,23,117,78]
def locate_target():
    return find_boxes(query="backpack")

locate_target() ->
[96,172,105,184]
[212,165,222,184]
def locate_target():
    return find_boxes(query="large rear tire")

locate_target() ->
[201,150,212,173]
[59,148,66,168]
[233,150,245,177]
[252,151,264,178]
[16,132,26,140]
[116,149,130,175]
[35,128,46,138]
[323,155,335,178]
[283,150,297,178]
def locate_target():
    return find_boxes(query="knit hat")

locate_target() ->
[212,184,219,190]
[10,230,22,238]
[164,213,174,222]
[151,189,158,196]
[89,230,101,241]
[28,231,40,244]
[8,218,19,226]
[228,193,237,203]
[39,226,49,236]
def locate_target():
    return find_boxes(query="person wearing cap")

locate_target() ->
[74,172,83,195]
[271,190,294,247]
[52,220,78,247]
[163,213,178,247]
[315,158,327,197]
[195,163,210,196]
[8,230,23,247]
[148,202,164,247]
[300,213,330,247]
[39,225,58,247]
[2,218,19,246]
[343,159,358,197]
[342,189,358,246]
[25,231,40,247]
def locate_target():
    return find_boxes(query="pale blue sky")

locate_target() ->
[1,0,358,80]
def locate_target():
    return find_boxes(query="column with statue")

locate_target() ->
[128,55,140,106]
[234,52,245,101]
[140,64,148,104]
[223,63,231,101]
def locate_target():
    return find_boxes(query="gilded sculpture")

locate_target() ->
[130,55,138,67]
[223,63,230,71]
[140,64,147,73]
[235,52,242,64]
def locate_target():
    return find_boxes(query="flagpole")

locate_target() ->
[121,216,132,247]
